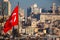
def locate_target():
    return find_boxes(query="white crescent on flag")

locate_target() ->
[10,13,17,22]
[14,16,16,22]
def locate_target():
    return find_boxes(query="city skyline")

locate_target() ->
[9,0,60,17]
[0,0,60,40]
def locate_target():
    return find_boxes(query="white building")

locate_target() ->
[31,4,42,14]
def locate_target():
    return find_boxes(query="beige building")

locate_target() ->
[40,13,60,28]
[40,13,60,36]
[19,8,24,18]
[19,8,25,33]
[25,26,35,35]
[40,14,60,23]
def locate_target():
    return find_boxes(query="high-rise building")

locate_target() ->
[8,1,11,16]
[27,7,31,17]
[0,0,11,16]
[0,0,3,15]
[3,0,11,16]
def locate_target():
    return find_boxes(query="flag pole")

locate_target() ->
[18,2,20,36]
[12,2,19,39]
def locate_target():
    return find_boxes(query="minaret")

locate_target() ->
[52,3,56,14]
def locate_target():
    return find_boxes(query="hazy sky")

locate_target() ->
[10,0,60,15]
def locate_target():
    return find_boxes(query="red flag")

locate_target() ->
[3,6,18,33]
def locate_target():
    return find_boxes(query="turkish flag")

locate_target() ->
[3,6,18,33]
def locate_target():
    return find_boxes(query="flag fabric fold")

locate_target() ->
[3,6,18,33]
